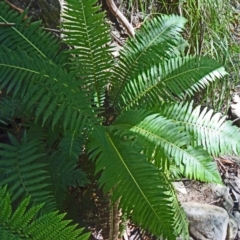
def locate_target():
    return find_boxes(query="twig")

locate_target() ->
[110,32,124,46]
[5,0,24,14]
[42,27,61,33]
[216,157,227,172]
[0,22,15,26]
[106,0,135,38]
[0,22,61,33]
[208,198,222,205]
[232,117,240,123]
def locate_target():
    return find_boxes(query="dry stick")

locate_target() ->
[0,22,61,33]
[5,0,24,14]
[106,0,135,38]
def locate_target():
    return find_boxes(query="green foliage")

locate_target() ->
[0,132,56,212]
[0,0,239,239]
[120,0,239,111]
[0,185,90,240]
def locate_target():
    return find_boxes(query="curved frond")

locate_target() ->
[0,133,56,212]
[111,14,188,107]
[0,2,65,64]
[119,56,227,111]
[112,110,222,183]
[0,47,96,134]
[87,126,189,239]
[0,97,21,123]
[158,101,240,155]
[62,0,113,107]
[0,186,90,240]
[48,134,90,209]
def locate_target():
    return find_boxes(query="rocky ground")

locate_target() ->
[175,155,240,240]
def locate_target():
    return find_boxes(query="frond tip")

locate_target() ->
[158,101,240,155]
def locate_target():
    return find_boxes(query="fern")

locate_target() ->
[119,56,227,111]
[157,101,240,155]
[0,0,239,239]
[112,110,222,183]
[0,185,90,240]
[62,0,113,108]
[87,127,189,239]
[0,132,56,212]
[0,1,65,64]
[48,134,90,208]
[110,14,188,107]
[0,47,95,134]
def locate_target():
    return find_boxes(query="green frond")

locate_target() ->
[0,133,56,212]
[0,47,96,133]
[112,110,222,183]
[87,126,189,239]
[0,186,90,240]
[111,14,188,107]
[0,97,21,123]
[119,56,227,111]
[0,185,11,222]
[22,125,90,210]
[158,101,240,155]
[62,0,113,107]
[48,135,90,209]
[0,2,65,64]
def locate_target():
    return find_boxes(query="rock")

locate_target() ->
[228,93,240,126]
[227,214,238,240]
[182,202,229,240]
[176,237,193,240]
[173,181,187,195]
[211,183,234,213]
[234,211,240,229]
[109,41,123,57]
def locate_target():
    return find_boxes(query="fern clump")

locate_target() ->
[0,0,239,239]
[0,185,90,239]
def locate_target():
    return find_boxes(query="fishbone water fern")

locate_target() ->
[0,0,240,239]
[0,185,90,239]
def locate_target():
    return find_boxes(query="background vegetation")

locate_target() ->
[116,0,240,111]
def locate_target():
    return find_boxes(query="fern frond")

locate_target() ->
[62,0,113,107]
[112,110,222,183]
[111,14,188,107]
[0,132,56,212]
[158,101,240,155]
[0,2,65,64]
[87,126,189,239]
[0,47,96,133]
[0,97,21,123]
[119,56,227,111]
[0,186,90,240]
[48,134,89,209]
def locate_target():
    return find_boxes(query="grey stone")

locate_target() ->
[173,181,187,195]
[227,214,238,240]
[233,211,240,229]
[176,237,193,240]
[182,202,229,240]
[209,183,234,213]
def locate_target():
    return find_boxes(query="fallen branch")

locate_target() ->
[106,0,135,38]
